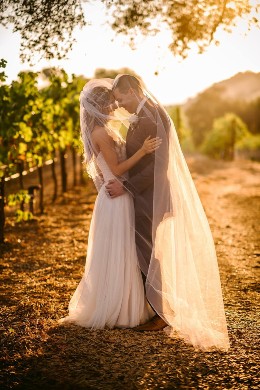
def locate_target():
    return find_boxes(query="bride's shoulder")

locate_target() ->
[92,126,110,139]
[92,126,114,146]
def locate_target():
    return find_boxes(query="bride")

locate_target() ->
[58,78,159,329]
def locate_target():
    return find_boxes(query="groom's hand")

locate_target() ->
[105,179,125,198]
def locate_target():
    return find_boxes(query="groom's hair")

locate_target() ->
[113,74,142,94]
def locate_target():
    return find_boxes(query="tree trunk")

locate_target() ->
[51,157,58,202]
[38,166,44,214]
[79,156,85,185]
[72,147,77,186]
[18,161,25,211]
[60,149,67,193]
[0,173,5,243]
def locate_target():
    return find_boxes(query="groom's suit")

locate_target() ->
[125,100,169,278]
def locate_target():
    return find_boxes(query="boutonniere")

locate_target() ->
[128,113,139,126]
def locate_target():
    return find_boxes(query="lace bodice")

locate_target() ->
[96,141,127,184]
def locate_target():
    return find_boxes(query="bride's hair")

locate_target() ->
[84,86,113,126]
[112,74,142,94]
[79,78,121,192]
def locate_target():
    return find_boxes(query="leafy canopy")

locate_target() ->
[0,0,85,62]
[0,0,259,62]
[105,0,259,57]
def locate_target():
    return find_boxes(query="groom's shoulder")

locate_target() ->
[139,109,157,129]
[139,104,157,123]
[138,113,157,138]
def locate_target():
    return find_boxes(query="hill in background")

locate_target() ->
[182,71,260,147]
[184,71,260,110]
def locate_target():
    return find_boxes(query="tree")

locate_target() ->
[0,0,85,62]
[0,0,259,62]
[201,113,250,160]
[107,0,259,58]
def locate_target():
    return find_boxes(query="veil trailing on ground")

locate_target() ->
[113,74,230,351]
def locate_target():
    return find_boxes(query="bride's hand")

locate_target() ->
[141,136,162,155]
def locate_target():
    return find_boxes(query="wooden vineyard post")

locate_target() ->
[0,169,6,243]
[28,185,41,214]
[37,166,44,214]
[59,148,67,193]
[18,160,24,190]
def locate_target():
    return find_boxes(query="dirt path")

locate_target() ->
[1,156,259,390]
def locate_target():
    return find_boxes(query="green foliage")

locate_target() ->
[0,58,7,82]
[7,190,33,222]
[15,209,34,223]
[235,133,260,160]
[0,63,88,171]
[0,61,89,224]
[201,113,249,160]
[236,134,260,152]
[7,190,31,207]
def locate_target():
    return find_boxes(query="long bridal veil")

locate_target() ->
[151,112,230,351]
[113,74,230,351]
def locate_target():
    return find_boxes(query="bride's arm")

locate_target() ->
[92,127,161,177]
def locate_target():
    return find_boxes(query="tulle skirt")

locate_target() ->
[58,185,154,329]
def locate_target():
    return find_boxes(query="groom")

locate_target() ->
[106,74,168,331]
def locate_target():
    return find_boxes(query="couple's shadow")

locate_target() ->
[9,321,216,390]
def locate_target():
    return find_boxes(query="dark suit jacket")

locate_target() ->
[125,101,158,218]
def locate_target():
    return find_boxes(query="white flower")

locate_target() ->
[128,114,139,125]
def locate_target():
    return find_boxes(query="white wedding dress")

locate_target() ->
[58,143,154,329]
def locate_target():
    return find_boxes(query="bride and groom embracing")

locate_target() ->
[58,74,230,352]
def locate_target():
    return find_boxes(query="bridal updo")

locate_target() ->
[89,86,112,112]
[80,85,114,128]
[79,78,120,192]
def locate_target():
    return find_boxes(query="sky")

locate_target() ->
[0,1,260,105]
